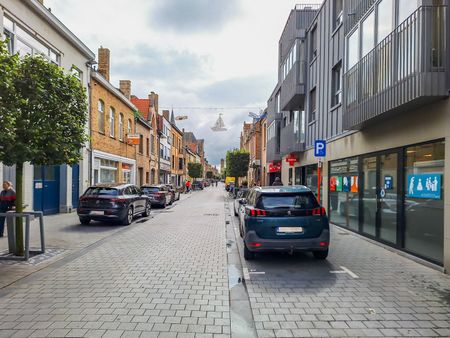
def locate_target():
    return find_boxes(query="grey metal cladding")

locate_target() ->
[343,5,450,130]
[305,0,345,148]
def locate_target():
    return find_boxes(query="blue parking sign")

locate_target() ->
[314,140,326,157]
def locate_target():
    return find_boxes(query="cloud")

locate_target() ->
[197,74,274,106]
[149,0,241,33]
[112,45,211,88]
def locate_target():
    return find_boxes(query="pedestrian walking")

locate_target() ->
[185,180,191,193]
[0,181,16,237]
[272,177,283,186]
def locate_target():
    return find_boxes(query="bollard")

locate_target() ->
[6,211,16,254]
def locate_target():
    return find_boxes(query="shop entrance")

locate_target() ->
[361,151,400,245]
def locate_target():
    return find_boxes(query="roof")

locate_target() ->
[26,0,95,60]
[130,98,150,120]
[255,186,311,193]
[91,72,138,112]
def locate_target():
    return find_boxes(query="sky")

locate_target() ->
[45,0,320,166]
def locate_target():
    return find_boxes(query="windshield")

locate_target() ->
[257,193,318,210]
[85,187,118,196]
[142,187,160,193]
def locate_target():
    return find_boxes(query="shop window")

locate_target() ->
[404,141,444,264]
[329,158,359,231]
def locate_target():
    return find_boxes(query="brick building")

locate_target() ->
[90,48,137,184]
[169,112,184,187]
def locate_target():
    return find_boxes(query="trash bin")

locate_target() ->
[6,211,16,254]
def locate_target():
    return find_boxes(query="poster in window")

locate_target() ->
[336,176,343,192]
[343,176,350,192]
[350,176,359,193]
[407,174,441,199]
[330,176,337,192]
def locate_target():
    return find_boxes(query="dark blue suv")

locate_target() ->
[238,186,330,260]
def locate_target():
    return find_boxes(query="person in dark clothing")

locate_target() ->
[0,181,16,237]
[272,177,283,186]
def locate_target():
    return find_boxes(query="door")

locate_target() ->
[72,164,80,209]
[33,165,60,215]
[360,151,399,244]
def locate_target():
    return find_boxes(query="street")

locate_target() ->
[0,185,448,337]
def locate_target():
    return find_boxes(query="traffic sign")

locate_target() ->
[314,140,326,157]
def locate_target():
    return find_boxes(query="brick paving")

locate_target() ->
[233,202,450,338]
[0,188,229,337]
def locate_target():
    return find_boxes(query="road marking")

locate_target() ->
[249,271,265,275]
[330,266,359,279]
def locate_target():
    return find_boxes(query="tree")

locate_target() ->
[188,163,203,180]
[0,40,88,255]
[225,149,250,186]
[206,171,213,179]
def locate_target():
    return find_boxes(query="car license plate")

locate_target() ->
[277,227,303,233]
[90,210,104,215]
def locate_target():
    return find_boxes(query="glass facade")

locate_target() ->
[328,140,445,265]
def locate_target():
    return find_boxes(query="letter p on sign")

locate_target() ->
[314,140,326,157]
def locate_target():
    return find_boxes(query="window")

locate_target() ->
[289,111,294,123]
[377,0,394,43]
[398,0,418,25]
[309,88,317,121]
[334,0,343,29]
[146,138,150,156]
[119,114,124,141]
[139,134,143,154]
[310,26,317,59]
[151,136,155,154]
[276,92,281,114]
[127,119,132,136]
[331,61,342,106]
[98,100,105,133]
[268,121,276,140]
[70,66,82,82]
[109,107,115,137]
[347,28,359,69]
[361,11,375,58]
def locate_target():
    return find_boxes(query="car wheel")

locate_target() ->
[79,217,91,225]
[312,249,328,260]
[122,207,133,226]
[243,243,255,260]
[142,203,151,217]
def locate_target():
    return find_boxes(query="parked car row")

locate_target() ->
[77,183,182,226]
[232,185,330,261]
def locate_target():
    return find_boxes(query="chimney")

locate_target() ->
[119,80,131,99]
[98,47,110,81]
[149,92,159,114]
[162,110,170,121]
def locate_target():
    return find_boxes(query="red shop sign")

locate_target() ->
[268,162,281,173]
[285,153,297,167]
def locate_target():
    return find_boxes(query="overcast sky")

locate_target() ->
[46,0,320,166]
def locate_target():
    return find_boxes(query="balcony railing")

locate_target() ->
[344,6,448,130]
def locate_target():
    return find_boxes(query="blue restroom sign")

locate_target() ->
[407,174,442,200]
[384,175,393,190]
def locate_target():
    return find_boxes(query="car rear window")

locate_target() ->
[85,187,118,196]
[142,187,160,193]
[257,193,318,210]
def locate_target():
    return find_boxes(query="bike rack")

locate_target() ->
[0,211,45,261]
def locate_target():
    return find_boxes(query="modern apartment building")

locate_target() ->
[266,0,450,270]
[0,0,95,214]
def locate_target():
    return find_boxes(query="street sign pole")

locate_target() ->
[317,160,322,204]
[314,140,326,205]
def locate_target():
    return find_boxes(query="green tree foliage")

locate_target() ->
[205,171,213,179]
[225,149,250,185]
[0,40,88,255]
[188,163,203,179]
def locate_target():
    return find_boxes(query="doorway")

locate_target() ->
[33,165,60,215]
[360,151,400,245]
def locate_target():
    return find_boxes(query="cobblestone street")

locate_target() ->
[0,186,449,337]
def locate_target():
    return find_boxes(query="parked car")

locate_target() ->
[192,181,204,190]
[165,184,181,203]
[238,186,329,260]
[77,183,151,225]
[234,188,249,216]
[141,185,172,207]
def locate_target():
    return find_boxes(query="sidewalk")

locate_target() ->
[0,192,193,289]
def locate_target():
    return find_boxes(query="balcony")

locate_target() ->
[281,61,307,111]
[280,119,305,155]
[344,6,449,130]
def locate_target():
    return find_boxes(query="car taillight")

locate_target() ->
[312,207,326,216]
[110,198,126,203]
[246,208,267,217]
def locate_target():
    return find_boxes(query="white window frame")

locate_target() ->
[109,107,115,138]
